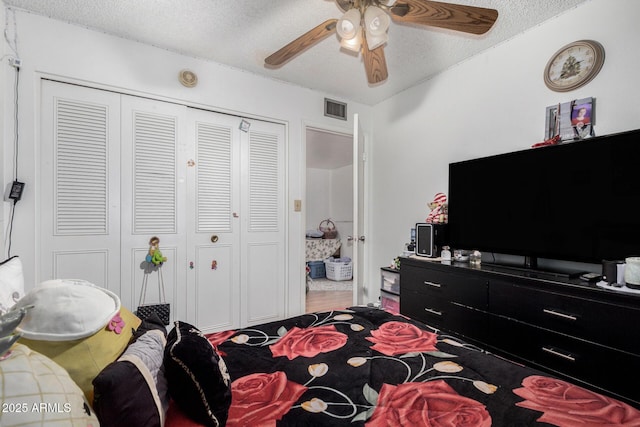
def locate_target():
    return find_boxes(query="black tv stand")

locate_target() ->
[399,257,640,406]
[484,261,585,279]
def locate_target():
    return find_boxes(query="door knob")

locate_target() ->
[211,235,219,243]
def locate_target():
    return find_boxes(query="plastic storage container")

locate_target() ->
[307,261,326,279]
[381,268,400,294]
[325,258,353,281]
[380,290,400,313]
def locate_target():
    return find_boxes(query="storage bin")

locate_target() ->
[380,290,400,314]
[325,258,352,281]
[307,261,326,279]
[381,268,400,294]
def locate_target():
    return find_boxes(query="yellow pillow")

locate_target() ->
[20,307,141,403]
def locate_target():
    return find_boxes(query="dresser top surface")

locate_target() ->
[400,255,640,305]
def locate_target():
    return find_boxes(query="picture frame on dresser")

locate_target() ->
[544,97,594,141]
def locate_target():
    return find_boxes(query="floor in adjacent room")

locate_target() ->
[305,277,353,313]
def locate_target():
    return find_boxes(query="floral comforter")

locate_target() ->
[208,307,640,426]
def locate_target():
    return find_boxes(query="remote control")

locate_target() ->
[580,272,602,282]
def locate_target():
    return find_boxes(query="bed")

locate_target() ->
[3,271,638,426]
[167,306,640,426]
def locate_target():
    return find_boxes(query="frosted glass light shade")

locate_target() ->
[340,27,363,52]
[337,8,362,40]
[364,6,390,36]
[366,32,388,50]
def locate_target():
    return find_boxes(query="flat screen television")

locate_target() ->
[448,128,640,269]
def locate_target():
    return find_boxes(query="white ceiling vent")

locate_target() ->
[324,98,347,121]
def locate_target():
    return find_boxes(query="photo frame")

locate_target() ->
[570,99,594,139]
[545,97,595,142]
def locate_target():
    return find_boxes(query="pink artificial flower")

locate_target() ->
[108,312,125,334]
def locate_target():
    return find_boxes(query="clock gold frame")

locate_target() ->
[544,40,605,92]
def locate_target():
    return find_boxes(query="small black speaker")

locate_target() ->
[415,223,448,257]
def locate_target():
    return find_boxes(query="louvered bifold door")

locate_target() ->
[185,108,241,332]
[40,81,122,291]
[240,119,286,326]
[120,96,187,316]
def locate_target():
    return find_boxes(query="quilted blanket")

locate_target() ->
[204,307,640,426]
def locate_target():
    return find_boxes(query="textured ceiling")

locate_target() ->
[4,0,589,105]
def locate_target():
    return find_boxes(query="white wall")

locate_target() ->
[368,0,640,299]
[0,9,373,316]
[306,168,332,231]
[305,165,354,260]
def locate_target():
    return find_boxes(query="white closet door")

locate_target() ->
[40,81,287,329]
[240,119,286,326]
[186,108,241,332]
[120,96,187,316]
[40,81,121,292]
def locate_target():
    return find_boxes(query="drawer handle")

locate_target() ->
[424,308,442,316]
[423,281,442,288]
[543,309,577,321]
[542,346,576,362]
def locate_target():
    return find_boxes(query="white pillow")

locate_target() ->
[0,256,24,313]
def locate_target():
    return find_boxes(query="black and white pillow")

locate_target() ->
[93,313,168,427]
[164,321,232,427]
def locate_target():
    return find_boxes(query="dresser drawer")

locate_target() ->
[490,280,640,354]
[400,289,447,329]
[401,264,448,296]
[401,264,487,309]
[445,303,489,343]
[489,316,640,404]
[445,274,488,310]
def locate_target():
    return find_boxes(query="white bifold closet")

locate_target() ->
[39,80,286,332]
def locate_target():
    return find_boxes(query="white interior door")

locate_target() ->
[40,81,121,292]
[120,96,187,317]
[352,114,366,305]
[186,108,241,332]
[186,112,286,331]
[240,118,286,326]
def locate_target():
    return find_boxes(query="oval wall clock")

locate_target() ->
[543,40,605,92]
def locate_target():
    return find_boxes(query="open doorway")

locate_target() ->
[304,127,354,313]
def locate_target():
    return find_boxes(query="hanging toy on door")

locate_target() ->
[426,193,448,224]
[146,236,168,266]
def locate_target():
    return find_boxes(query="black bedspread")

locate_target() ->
[208,307,640,426]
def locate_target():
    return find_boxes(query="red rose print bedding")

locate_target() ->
[199,307,639,426]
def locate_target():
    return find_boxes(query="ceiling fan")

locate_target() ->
[265,0,498,84]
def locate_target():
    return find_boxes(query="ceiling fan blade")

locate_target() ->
[265,19,338,67]
[390,0,498,35]
[363,44,388,84]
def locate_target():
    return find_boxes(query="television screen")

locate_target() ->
[448,128,640,265]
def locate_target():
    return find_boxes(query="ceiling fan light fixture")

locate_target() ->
[365,31,388,51]
[340,27,363,52]
[364,6,390,36]
[337,8,361,40]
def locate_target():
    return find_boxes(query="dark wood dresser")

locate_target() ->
[400,256,640,406]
